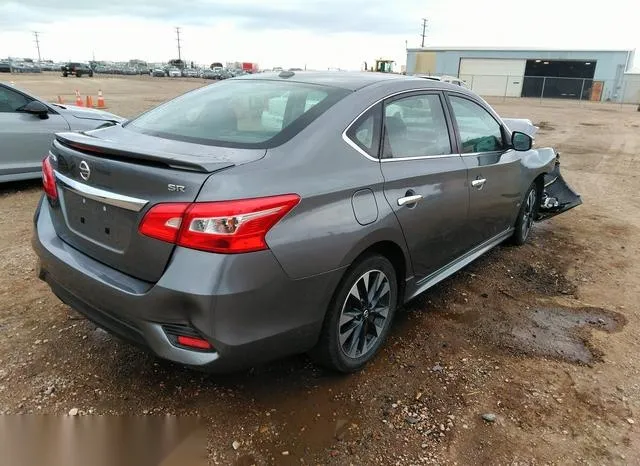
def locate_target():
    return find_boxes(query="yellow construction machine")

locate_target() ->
[363,59,395,73]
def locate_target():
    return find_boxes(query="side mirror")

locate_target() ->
[21,100,49,119]
[511,131,532,151]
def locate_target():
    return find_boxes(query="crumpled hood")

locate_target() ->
[51,103,125,123]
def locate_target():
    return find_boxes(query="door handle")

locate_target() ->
[397,194,423,206]
[471,178,486,189]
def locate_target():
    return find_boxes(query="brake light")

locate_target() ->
[138,203,188,243]
[42,156,57,200]
[139,194,300,254]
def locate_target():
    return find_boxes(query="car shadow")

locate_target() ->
[0,178,41,195]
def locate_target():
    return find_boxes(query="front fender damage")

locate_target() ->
[537,151,582,220]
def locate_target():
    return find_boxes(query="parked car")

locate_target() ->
[167,67,181,77]
[151,68,166,77]
[62,63,93,77]
[0,60,10,73]
[416,74,468,88]
[9,60,42,73]
[0,82,125,183]
[32,72,581,373]
[181,68,198,78]
[201,69,218,80]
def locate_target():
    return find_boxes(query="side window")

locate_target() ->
[304,90,325,112]
[346,105,381,158]
[449,96,504,153]
[0,86,30,113]
[382,94,451,159]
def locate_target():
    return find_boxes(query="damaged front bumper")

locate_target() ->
[537,153,582,220]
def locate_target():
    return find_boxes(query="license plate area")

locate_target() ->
[62,188,134,251]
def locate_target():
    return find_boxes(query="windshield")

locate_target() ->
[127,79,349,148]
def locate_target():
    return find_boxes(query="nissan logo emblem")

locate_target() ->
[79,160,91,181]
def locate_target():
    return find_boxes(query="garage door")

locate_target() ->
[459,58,526,97]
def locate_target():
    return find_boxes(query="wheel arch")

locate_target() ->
[339,238,411,305]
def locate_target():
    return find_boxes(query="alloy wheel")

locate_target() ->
[338,269,391,359]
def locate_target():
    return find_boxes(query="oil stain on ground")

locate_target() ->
[505,306,626,364]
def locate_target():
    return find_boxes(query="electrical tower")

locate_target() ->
[175,27,182,61]
[420,19,428,48]
[33,31,41,62]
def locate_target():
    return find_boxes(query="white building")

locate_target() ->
[406,47,636,102]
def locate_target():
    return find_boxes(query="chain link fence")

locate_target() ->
[455,74,640,106]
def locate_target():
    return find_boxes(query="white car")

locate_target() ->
[0,82,124,182]
[168,67,181,77]
[415,74,469,88]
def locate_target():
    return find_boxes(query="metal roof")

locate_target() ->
[407,46,634,53]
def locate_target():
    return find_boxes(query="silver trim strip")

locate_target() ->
[406,228,514,302]
[54,171,148,212]
[341,88,461,163]
[382,153,460,162]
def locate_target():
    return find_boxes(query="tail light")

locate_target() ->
[42,156,58,200]
[139,194,300,254]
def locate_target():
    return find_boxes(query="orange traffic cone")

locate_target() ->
[75,90,84,107]
[96,90,106,109]
[57,95,64,104]
[86,95,93,108]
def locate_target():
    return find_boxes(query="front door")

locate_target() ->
[446,93,522,247]
[379,91,469,281]
[0,84,70,178]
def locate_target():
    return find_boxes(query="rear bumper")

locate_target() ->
[32,197,343,371]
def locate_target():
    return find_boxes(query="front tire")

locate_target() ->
[511,182,538,245]
[311,254,398,373]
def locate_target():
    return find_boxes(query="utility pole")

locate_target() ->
[175,27,182,61]
[420,18,428,48]
[33,31,41,62]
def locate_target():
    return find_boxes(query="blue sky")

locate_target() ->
[0,0,638,71]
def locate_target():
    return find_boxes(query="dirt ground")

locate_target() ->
[1,73,639,465]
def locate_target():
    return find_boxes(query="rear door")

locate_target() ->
[446,93,522,247]
[378,91,469,280]
[0,84,70,178]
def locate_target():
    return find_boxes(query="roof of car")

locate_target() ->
[235,71,449,91]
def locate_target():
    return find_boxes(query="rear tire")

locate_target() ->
[310,254,398,373]
[511,182,538,246]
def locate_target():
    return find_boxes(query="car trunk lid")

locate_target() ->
[47,127,265,282]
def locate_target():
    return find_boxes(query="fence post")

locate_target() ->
[579,78,585,104]
[503,75,509,102]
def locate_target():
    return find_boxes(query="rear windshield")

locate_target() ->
[127,79,350,148]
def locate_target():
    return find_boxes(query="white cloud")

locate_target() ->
[0,0,637,70]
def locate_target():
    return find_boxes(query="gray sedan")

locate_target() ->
[0,82,125,182]
[33,72,580,373]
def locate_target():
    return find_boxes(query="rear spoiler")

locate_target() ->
[54,132,235,173]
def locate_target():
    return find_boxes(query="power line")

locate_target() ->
[420,18,428,48]
[175,27,182,61]
[33,31,41,62]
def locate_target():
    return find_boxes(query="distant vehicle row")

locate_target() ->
[150,66,248,80]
